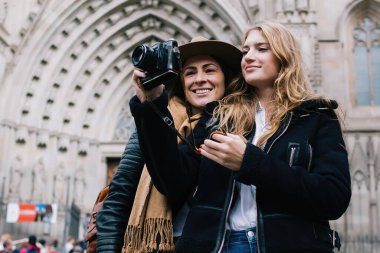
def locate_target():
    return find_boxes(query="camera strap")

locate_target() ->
[147,100,200,156]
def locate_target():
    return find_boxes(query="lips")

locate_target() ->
[245,65,261,71]
[192,88,213,94]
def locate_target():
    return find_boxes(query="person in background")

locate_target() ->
[130,21,351,253]
[17,242,27,253]
[64,236,74,253]
[36,239,46,253]
[25,236,39,253]
[97,36,242,253]
[0,234,12,252]
[1,240,16,253]
[47,240,59,253]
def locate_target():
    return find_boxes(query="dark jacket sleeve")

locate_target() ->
[96,130,144,253]
[129,92,200,205]
[236,110,351,220]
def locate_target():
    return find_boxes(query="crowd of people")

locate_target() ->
[0,234,84,253]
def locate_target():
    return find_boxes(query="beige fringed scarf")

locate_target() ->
[123,97,202,253]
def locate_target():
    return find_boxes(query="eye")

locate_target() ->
[205,68,216,73]
[258,47,268,52]
[184,71,195,76]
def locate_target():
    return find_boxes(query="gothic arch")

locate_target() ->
[337,0,380,108]
[1,0,244,147]
[350,136,369,189]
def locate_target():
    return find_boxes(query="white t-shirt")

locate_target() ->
[227,103,268,230]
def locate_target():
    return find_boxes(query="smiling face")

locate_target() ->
[241,29,280,93]
[182,55,226,114]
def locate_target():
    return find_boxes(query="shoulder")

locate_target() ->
[293,98,339,119]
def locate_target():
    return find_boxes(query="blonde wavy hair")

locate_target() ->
[214,21,314,147]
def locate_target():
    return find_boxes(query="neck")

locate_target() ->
[189,106,202,116]
[256,87,274,109]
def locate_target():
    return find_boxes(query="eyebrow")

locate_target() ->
[242,42,270,49]
[183,63,219,70]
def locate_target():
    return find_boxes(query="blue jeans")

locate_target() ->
[221,227,257,253]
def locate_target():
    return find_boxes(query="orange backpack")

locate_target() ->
[85,185,110,253]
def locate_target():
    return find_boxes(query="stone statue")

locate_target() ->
[9,155,24,200]
[32,157,47,202]
[74,168,86,204]
[53,162,65,204]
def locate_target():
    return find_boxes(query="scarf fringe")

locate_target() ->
[123,218,175,253]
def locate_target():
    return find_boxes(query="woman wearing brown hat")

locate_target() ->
[130,21,351,253]
[96,37,241,253]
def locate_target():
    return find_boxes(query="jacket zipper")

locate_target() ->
[289,146,296,167]
[192,185,198,197]
[217,179,236,253]
[257,112,293,253]
[307,144,313,172]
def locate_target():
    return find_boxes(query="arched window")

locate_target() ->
[353,17,380,106]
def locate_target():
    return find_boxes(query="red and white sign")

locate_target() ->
[6,203,58,223]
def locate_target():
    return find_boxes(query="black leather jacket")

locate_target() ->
[96,130,144,253]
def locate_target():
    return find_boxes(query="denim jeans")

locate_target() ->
[221,227,257,253]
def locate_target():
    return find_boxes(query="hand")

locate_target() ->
[132,68,164,102]
[199,133,247,171]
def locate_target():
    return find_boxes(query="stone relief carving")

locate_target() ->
[74,168,86,204]
[296,0,309,11]
[32,157,47,202]
[351,136,369,190]
[53,162,65,204]
[8,155,24,201]
[0,0,7,25]
[239,0,259,24]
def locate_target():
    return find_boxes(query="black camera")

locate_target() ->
[131,39,181,90]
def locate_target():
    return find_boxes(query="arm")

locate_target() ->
[201,111,351,220]
[130,92,201,204]
[96,130,144,253]
[237,112,351,220]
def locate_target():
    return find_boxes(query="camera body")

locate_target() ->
[131,39,181,90]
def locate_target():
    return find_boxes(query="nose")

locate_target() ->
[194,72,206,84]
[244,49,255,62]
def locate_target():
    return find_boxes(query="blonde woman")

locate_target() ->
[131,22,351,253]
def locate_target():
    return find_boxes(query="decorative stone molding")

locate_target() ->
[58,135,69,152]
[15,125,28,144]
[78,140,89,156]
[37,130,49,148]
[277,0,314,23]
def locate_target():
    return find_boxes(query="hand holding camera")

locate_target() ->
[132,68,164,102]
[132,39,181,90]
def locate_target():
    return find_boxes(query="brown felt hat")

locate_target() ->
[179,36,242,75]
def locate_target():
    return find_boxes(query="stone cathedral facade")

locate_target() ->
[0,0,379,251]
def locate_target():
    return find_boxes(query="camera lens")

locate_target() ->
[131,45,155,72]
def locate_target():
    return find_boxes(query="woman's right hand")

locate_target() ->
[132,68,164,102]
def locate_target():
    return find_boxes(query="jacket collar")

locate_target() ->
[293,99,338,113]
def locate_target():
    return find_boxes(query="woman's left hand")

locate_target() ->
[200,133,247,171]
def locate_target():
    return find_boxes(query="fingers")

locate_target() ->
[133,68,146,85]
[199,146,220,163]
[132,68,165,102]
[210,133,230,143]
[199,132,246,171]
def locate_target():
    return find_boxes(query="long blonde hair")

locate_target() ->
[215,21,313,147]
